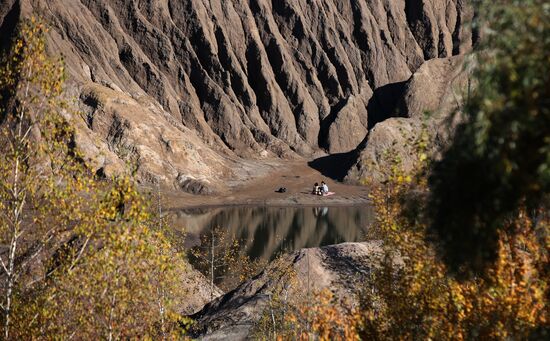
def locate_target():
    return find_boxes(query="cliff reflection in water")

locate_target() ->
[169,205,374,261]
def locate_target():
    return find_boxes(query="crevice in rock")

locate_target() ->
[80,93,100,129]
[308,150,358,182]
[107,115,127,148]
[117,41,170,110]
[264,39,290,96]
[245,42,274,132]
[186,58,235,153]
[217,131,235,152]
[311,43,341,105]
[318,98,347,150]
[320,39,352,97]
[214,26,253,108]
[438,30,448,57]
[0,0,19,55]
[350,0,369,55]
[405,0,434,60]
[350,1,378,87]
[188,27,223,87]
[263,38,308,140]
[452,0,464,55]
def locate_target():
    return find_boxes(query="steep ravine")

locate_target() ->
[0,0,472,192]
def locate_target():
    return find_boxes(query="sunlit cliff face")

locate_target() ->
[0,0,471,190]
[168,205,374,261]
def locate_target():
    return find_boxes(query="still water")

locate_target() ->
[168,205,374,262]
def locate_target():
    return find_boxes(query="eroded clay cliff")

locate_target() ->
[0,0,472,189]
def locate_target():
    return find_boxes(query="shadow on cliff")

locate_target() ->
[310,79,409,182]
[0,1,20,124]
[0,1,19,54]
[367,80,408,129]
[308,151,358,182]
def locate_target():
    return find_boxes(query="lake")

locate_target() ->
[168,205,375,262]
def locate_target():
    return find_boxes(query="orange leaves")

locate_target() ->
[261,288,360,341]
[302,289,360,341]
[360,146,549,340]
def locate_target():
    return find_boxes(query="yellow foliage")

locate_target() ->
[0,18,191,339]
[286,289,360,341]
[189,225,268,294]
[358,132,549,340]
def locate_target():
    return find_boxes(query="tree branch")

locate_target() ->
[68,237,90,273]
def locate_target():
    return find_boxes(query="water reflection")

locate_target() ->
[168,205,374,262]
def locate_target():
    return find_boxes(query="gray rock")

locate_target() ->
[180,264,224,315]
[399,55,469,118]
[346,117,426,183]
[176,175,214,195]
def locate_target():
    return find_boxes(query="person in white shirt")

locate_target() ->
[321,181,329,194]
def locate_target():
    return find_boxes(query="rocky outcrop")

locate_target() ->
[0,0,472,188]
[346,117,426,183]
[398,54,470,118]
[76,83,232,188]
[346,55,472,183]
[180,264,223,315]
[191,241,383,340]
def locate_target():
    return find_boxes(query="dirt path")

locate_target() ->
[163,159,370,209]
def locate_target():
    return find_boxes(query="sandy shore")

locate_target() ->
[161,159,370,209]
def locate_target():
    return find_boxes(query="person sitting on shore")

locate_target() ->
[321,181,329,195]
[312,182,321,195]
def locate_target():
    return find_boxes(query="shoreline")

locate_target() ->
[165,200,372,211]
[159,159,370,210]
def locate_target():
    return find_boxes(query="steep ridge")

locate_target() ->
[0,0,472,189]
[191,241,385,339]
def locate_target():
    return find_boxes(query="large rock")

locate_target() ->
[0,0,472,187]
[346,55,472,183]
[399,55,469,118]
[326,85,371,153]
[346,117,425,183]
[191,241,383,340]
[180,264,223,315]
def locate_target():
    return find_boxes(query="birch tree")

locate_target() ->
[0,18,69,339]
[190,225,266,295]
[0,19,190,339]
